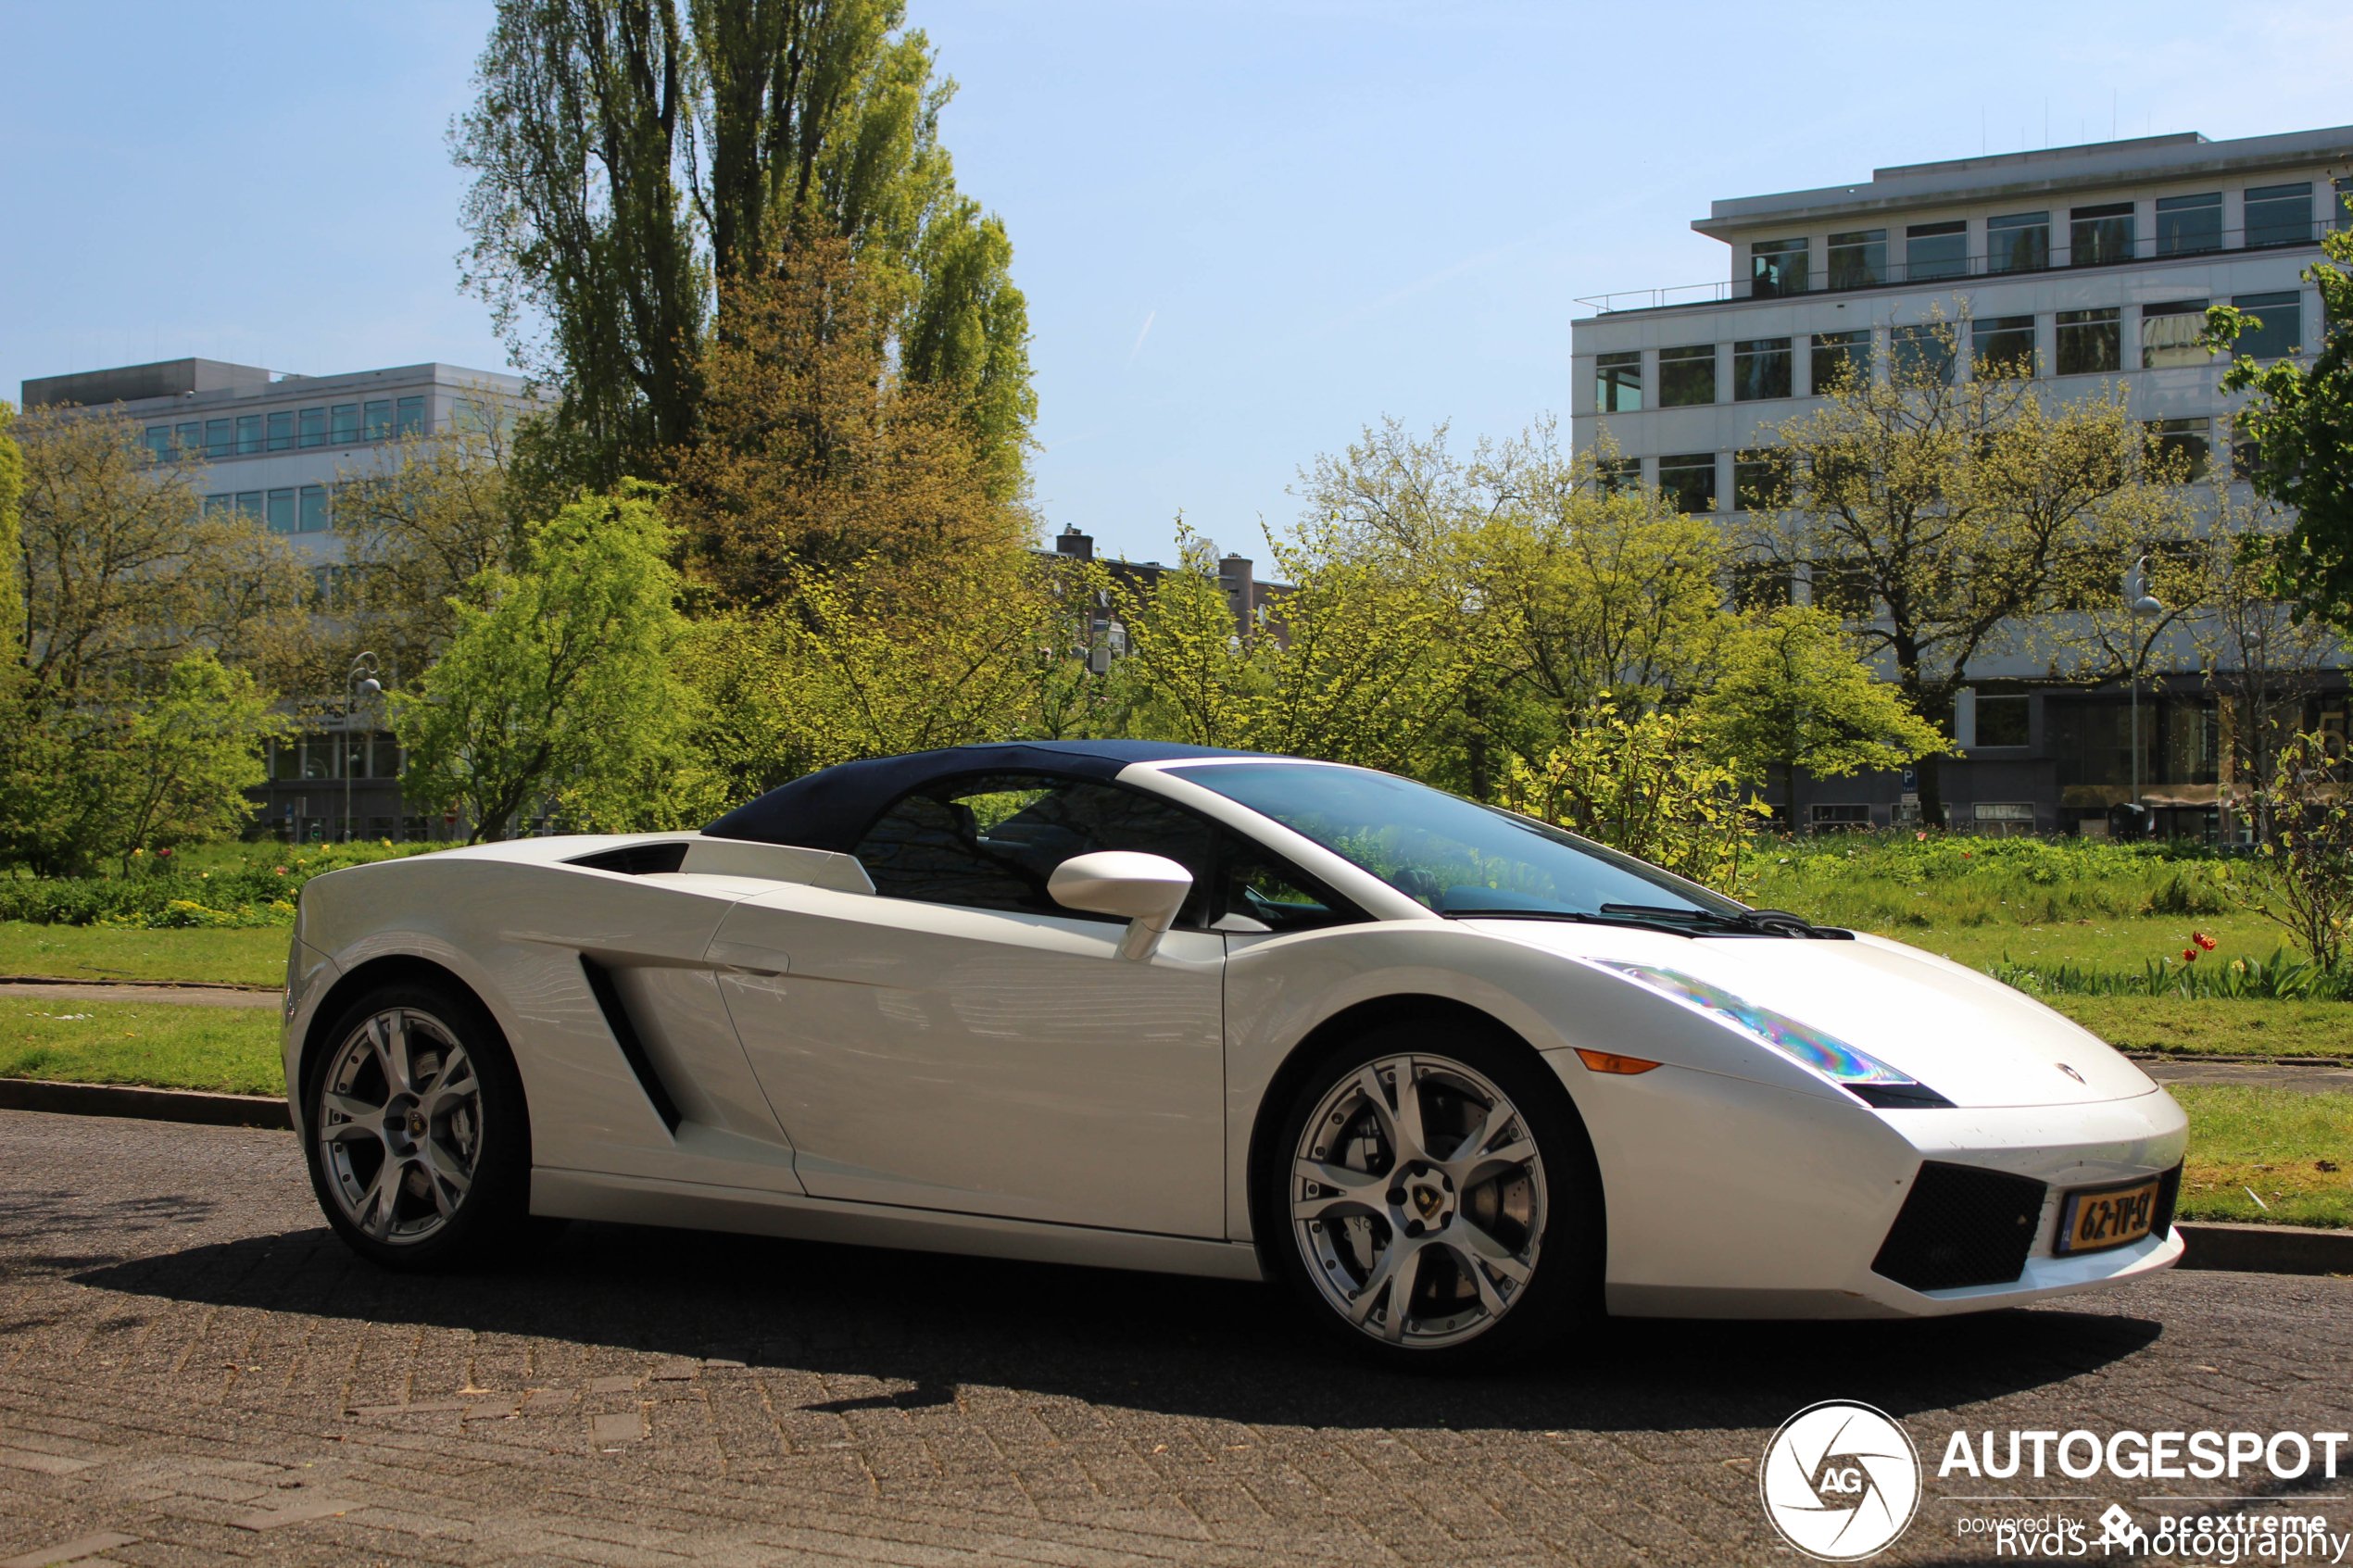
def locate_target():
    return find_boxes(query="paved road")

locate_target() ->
[3,1110,2349,1567]
[0,983,278,1010]
[2144,1058,2353,1095]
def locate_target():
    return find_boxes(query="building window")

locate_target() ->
[143,425,172,462]
[2070,202,2134,266]
[266,489,296,534]
[1905,220,1967,281]
[204,494,231,516]
[2141,299,2208,369]
[1986,211,2050,273]
[1730,560,1792,611]
[1658,344,1717,406]
[1733,338,1793,401]
[1750,238,1808,298]
[267,410,294,451]
[175,420,201,455]
[396,395,425,436]
[235,414,262,455]
[1971,315,2036,379]
[331,404,360,444]
[1811,803,1873,831]
[2056,307,2121,375]
[1595,351,1642,412]
[235,491,264,524]
[1827,230,1885,290]
[205,418,233,458]
[2244,182,2313,249]
[364,399,393,440]
[2146,417,2211,482]
[1976,696,2030,747]
[1810,558,1875,617]
[1734,448,1791,511]
[1891,324,1954,385]
[1596,457,1642,495]
[299,408,327,447]
[2232,290,2302,359]
[298,484,330,533]
[1810,329,1870,393]
[1657,453,1717,514]
[2155,191,2222,257]
[2338,178,2353,231]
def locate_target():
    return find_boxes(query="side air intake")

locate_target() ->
[1871,1161,2047,1292]
[569,842,690,876]
[578,955,682,1134]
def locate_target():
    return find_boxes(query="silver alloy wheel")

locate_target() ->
[1291,1053,1546,1348]
[316,1008,483,1245]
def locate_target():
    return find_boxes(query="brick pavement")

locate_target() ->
[2,1107,2349,1566]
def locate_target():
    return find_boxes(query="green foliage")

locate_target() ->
[0,656,283,879]
[2212,731,2353,972]
[1990,946,2351,1003]
[2171,1085,2353,1229]
[0,1003,285,1097]
[1749,830,2237,930]
[1501,700,1768,897]
[0,842,430,927]
[1690,607,1947,809]
[2207,229,2353,635]
[0,401,21,663]
[394,483,709,840]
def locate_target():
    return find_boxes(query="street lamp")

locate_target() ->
[346,652,383,843]
[2126,558,2164,835]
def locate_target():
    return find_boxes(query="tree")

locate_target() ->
[1690,607,1947,824]
[2204,229,2353,635]
[394,484,700,840]
[2218,732,2353,972]
[0,401,22,662]
[0,656,280,878]
[1747,314,2179,828]
[453,0,1032,490]
[666,235,1032,610]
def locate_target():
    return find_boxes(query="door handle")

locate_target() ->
[706,940,790,976]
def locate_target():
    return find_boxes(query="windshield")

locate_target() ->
[1163,762,1745,919]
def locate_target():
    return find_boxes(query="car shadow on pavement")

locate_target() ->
[69,1213,2169,1434]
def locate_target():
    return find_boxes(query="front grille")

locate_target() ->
[1872,1161,2048,1292]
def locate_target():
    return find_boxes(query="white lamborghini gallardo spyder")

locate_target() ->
[284,741,2186,1367]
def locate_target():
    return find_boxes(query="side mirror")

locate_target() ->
[1048,851,1193,961]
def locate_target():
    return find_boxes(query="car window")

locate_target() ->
[1214,843,1361,934]
[856,772,1221,925]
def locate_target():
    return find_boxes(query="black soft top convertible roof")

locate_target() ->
[700,740,1263,853]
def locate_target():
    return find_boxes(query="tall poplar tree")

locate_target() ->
[453,0,1033,492]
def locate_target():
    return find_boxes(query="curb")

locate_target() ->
[2176,1222,2353,1276]
[0,1077,290,1129]
[0,973,282,995]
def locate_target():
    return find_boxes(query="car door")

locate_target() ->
[708,772,1229,1237]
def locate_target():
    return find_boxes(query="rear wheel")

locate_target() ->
[1260,1022,1601,1369]
[302,982,535,1272]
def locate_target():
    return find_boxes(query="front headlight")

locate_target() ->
[1596,961,1952,1108]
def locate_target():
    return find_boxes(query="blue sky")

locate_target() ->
[5,1,2348,564]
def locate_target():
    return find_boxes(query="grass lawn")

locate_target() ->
[2044,995,2350,1058]
[0,1001,284,1096]
[2172,1085,2353,1228]
[0,922,288,987]
[1851,912,2283,974]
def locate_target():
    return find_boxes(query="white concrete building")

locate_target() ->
[1569,126,2353,839]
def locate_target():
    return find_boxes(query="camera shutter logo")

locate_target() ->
[1759,1400,1921,1561]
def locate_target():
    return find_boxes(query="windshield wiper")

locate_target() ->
[1598,904,1851,940]
[1442,907,1707,936]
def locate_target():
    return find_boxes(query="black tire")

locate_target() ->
[1254,1018,1604,1371]
[300,979,538,1273]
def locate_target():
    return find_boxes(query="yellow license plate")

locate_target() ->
[2056,1177,2161,1256]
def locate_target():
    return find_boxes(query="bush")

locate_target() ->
[1992,947,2352,1003]
[0,841,440,926]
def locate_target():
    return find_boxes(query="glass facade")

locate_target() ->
[205,418,233,458]
[267,409,295,450]
[2056,307,2121,375]
[298,484,330,533]
[1659,344,1716,406]
[1595,351,1642,412]
[2155,192,2222,257]
[1733,337,1793,401]
[236,414,262,455]
[396,395,426,435]
[1810,329,1870,391]
[2244,182,2313,248]
[2141,299,2208,368]
[1597,457,1641,495]
[364,399,393,440]
[1905,220,1967,281]
[2232,290,2302,358]
[1890,323,1954,384]
[266,489,296,533]
[300,408,327,447]
[1986,211,2050,273]
[1971,315,2036,378]
[1750,238,1808,297]
[331,404,360,444]
[1827,230,1885,290]
[1657,453,1716,513]
[1733,448,1790,510]
[2146,417,2211,481]
[2070,202,2134,266]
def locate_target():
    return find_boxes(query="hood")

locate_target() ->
[1462,922,2155,1109]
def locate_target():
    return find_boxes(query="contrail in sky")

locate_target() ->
[1129,308,1156,361]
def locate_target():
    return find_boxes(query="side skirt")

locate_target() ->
[532,1168,1266,1283]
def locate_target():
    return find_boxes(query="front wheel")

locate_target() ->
[1258,1022,1602,1369]
[302,982,536,1272]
